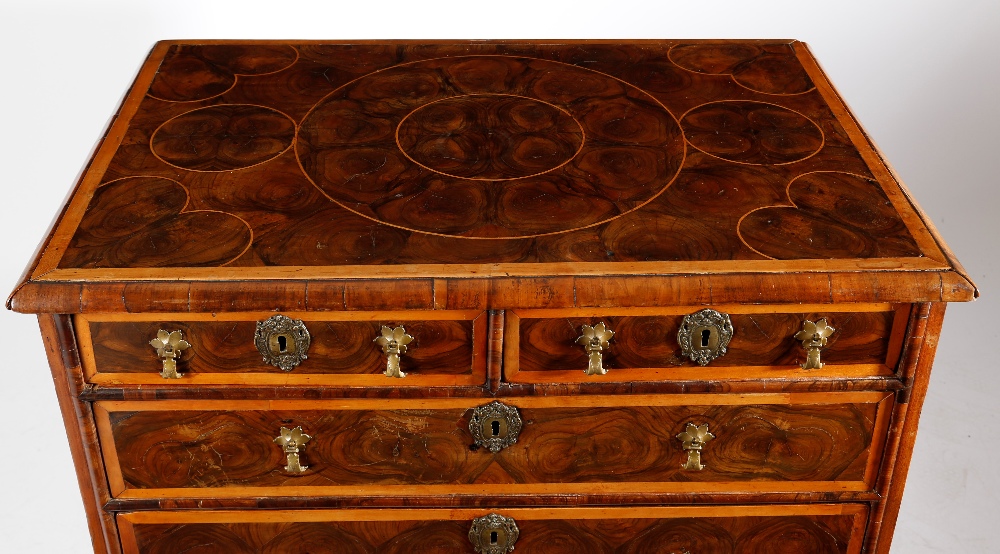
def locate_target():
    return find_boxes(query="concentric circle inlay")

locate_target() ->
[397,94,584,181]
[296,55,686,238]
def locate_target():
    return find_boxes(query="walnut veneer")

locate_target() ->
[9,40,976,553]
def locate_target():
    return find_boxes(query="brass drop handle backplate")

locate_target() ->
[469,401,523,453]
[677,422,714,471]
[795,318,835,370]
[274,426,312,474]
[149,329,190,379]
[469,513,519,554]
[255,314,311,371]
[577,322,614,376]
[375,325,414,378]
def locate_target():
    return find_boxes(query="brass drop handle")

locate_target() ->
[149,329,190,379]
[795,318,835,370]
[677,422,714,471]
[469,401,523,453]
[469,513,519,553]
[375,325,414,378]
[577,322,614,376]
[274,426,312,474]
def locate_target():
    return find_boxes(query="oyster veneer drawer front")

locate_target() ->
[506,304,908,384]
[76,310,487,387]
[118,504,870,554]
[96,392,892,500]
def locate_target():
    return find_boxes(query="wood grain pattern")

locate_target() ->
[120,505,867,554]
[669,43,815,95]
[516,309,896,373]
[99,395,887,495]
[5,39,975,554]
[38,314,123,554]
[86,318,475,375]
[13,42,958,280]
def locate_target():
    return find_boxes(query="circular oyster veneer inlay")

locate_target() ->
[681,101,823,165]
[397,94,584,181]
[152,104,296,171]
[296,55,686,239]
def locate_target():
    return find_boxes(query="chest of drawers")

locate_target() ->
[8,40,976,553]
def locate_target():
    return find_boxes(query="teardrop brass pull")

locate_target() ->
[274,426,312,474]
[577,322,614,376]
[469,513,519,553]
[149,329,190,379]
[677,422,714,471]
[795,318,835,370]
[375,325,414,378]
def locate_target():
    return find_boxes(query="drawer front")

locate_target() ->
[77,310,487,387]
[508,304,907,384]
[97,392,891,499]
[119,505,869,554]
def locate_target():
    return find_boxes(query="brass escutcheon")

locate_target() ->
[375,325,414,378]
[678,309,734,366]
[274,426,312,474]
[149,329,190,379]
[469,401,523,453]
[677,422,714,471]
[577,322,614,376]
[468,513,519,554]
[795,318,836,370]
[255,314,311,371]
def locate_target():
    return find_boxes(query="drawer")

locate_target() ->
[506,304,908,384]
[118,504,869,553]
[96,392,892,500]
[76,310,487,387]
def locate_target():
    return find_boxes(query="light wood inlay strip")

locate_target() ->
[118,503,867,524]
[93,404,125,497]
[37,257,947,282]
[885,304,912,370]
[509,364,893,383]
[74,314,99,382]
[88,373,481,387]
[96,391,889,412]
[513,303,894,318]
[32,44,172,279]
[114,481,871,500]
[792,42,946,265]
[864,394,897,488]
[78,309,483,323]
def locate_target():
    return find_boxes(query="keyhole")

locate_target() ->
[491,420,501,436]
[277,335,287,353]
[700,329,711,348]
[491,531,498,545]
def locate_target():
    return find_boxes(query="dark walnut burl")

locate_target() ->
[47,41,937,270]
[129,514,860,554]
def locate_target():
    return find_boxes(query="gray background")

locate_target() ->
[0,0,996,551]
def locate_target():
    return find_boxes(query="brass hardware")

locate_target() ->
[274,426,312,474]
[677,422,714,471]
[795,318,835,370]
[469,513,519,554]
[374,325,414,378]
[255,314,311,371]
[469,401,523,453]
[678,308,734,366]
[577,322,614,376]
[149,329,190,379]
